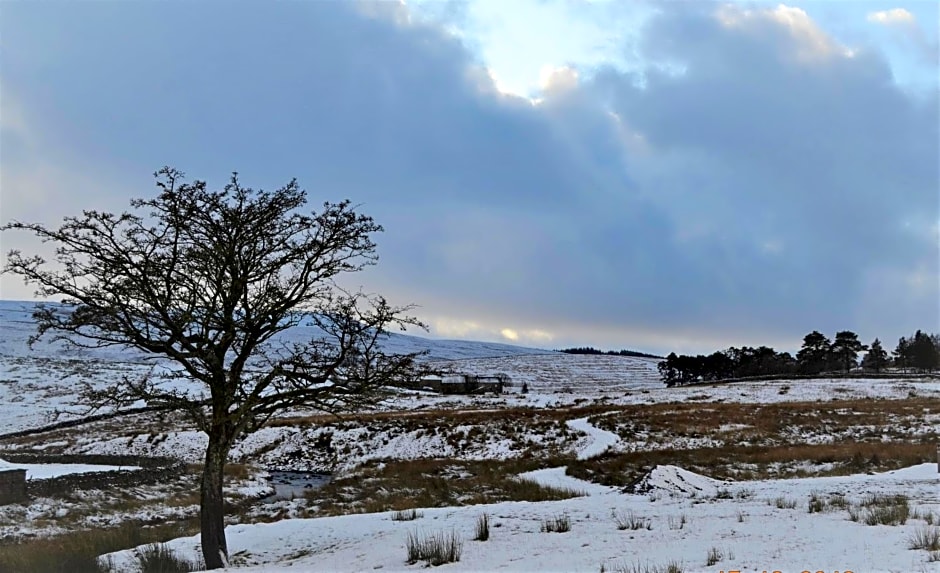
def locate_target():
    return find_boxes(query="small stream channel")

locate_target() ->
[261,470,331,502]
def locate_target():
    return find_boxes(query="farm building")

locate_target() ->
[418,374,510,395]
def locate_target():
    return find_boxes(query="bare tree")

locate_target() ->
[2,168,425,568]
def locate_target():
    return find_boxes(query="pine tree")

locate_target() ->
[831,331,867,373]
[796,331,831,375]
[893,336,911,370]
[861,338,888,373]
[910,330,939,372]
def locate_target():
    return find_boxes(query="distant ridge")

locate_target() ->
[0,300,553,362]
[558,346,662,359]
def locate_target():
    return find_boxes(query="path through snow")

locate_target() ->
[566,417,619,460]
[517,467,612,496]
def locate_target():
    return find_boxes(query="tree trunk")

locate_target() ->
[201,437,230,569]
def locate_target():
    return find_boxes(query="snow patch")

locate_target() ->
[566,417,620,460]
[516,466,612,496]
[625,464,727,497]
[0,458,140,480]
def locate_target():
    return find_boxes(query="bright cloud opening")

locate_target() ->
[715,3,854,62]
[433,318,484,338]
[538,65,579,93]
[500,328,519,341]
[867,8,915,25]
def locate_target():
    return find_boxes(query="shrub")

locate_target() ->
[541,514,572,533]
[474,514,490,541]
[405,530,462,566]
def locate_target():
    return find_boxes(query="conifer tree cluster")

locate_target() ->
[658,329,939,386]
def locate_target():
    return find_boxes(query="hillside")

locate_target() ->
[0,300,554,362]
[3,302,940,572]
[0,300,552,435]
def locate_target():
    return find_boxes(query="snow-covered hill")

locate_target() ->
[0,299,551,434]
[0,300,553,362]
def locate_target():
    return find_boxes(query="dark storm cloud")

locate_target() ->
[1,1,936,353]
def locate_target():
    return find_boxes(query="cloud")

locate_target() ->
[433,318,485,338]
[867,8,915,25]
[718,4,852,61]
[1,1,936,354]
[499,328,519,341]
[539,65,580,94]
[865,6,937,68]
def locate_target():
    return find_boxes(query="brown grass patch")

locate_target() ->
[306,456,582,517]
[590,397,939,446]
[566,441,934,486]
[0,519,200,573]
[185,462,253,480]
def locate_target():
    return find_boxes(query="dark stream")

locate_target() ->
[261,470,331,502]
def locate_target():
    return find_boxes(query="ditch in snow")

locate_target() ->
[261,470,330,502]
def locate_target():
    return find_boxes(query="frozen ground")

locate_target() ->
[4,300,940,438]
[104,462,940,573]
[0,458,140,480]
[3,300,940,572]
[0,300,551,435]
[567,417,620,460]
[92,418,940,572]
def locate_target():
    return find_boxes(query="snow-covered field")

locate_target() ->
[0,458,140,480]
[103,431,940,573]
[0,300,552,435]
[2,300,940,572]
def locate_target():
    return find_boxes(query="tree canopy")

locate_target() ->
[2,168,425,568]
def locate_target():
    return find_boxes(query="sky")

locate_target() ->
[0,0,937,356]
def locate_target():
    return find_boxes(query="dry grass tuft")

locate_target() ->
[390,508,422,521]
[541,513,572,533]
[908,526,940,551]
[405,530,462,566]
[474,513,490,541]
[0,520,200,573]
[136,543,204,573]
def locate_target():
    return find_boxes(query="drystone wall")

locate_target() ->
[0,469,27,504]
[0,453,186,500]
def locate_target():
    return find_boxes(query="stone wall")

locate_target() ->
[0,469,27,505]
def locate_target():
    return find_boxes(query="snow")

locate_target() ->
[0,458,139,480]
[626,464,728,497]
[102,463,940,573]
[516,466,612,496]
[4,300,940,571]
[0,300,553,435]
[567,417,621,460]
